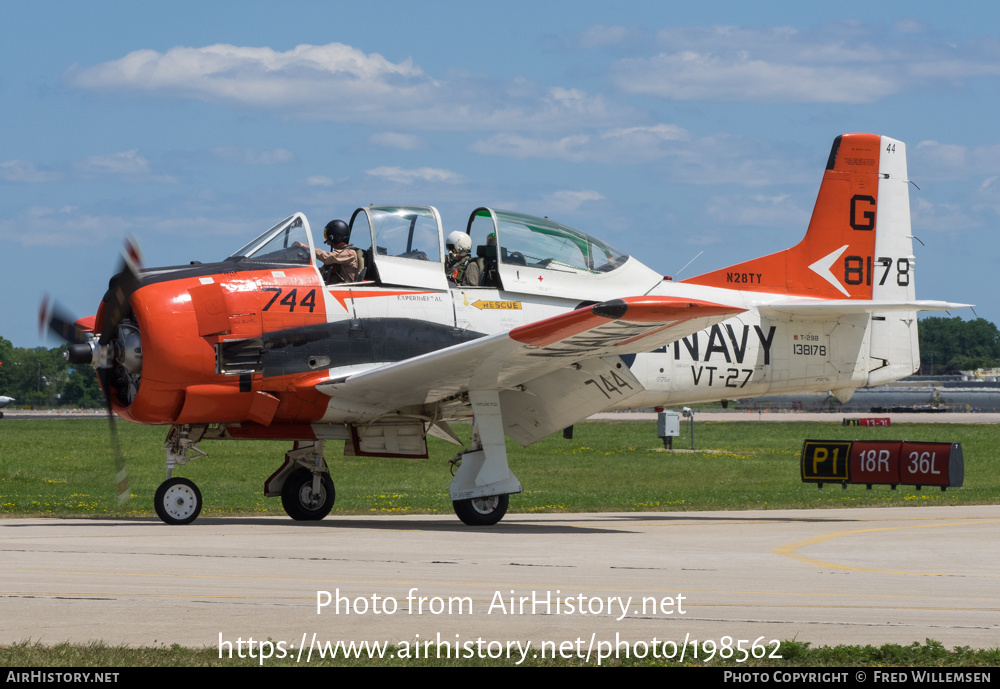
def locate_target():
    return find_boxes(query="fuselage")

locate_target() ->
[111,256,877,427]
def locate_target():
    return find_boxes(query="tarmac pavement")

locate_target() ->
[2,506,998,657]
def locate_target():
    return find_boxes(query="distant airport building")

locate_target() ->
[732,371,1000,413]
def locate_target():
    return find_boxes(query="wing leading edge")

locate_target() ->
[315,296,744,441]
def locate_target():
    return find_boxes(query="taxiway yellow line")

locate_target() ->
[774,519,1000,576]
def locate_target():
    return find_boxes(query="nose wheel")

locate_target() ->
[453,494,509,526]
[154,477,203,525]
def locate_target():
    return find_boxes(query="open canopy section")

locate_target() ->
[349,205,448,290]
[492,210,629,272]
[466,208,662,300]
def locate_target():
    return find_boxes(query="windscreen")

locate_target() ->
[227,215,312,264]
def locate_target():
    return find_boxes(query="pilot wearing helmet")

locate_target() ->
[445,230,480,286]
[315,219,360,284]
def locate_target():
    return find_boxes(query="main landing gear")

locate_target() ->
[280,468,335,521]
[447,390,521,526]
[452,494,509,527]
[266,441,335,521]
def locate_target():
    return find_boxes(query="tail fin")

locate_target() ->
[684,134,972,386]
[684,133,913,301]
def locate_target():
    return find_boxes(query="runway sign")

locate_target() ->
[801,439,963,490]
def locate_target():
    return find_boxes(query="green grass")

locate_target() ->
[1,418,996,518]
[3,419,997,668]
[2,638,997,667]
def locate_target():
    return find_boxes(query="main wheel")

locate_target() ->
[281,469,335,521]
[453,494,509,526]
[154,477,203,525]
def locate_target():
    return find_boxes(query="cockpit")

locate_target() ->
[468,208,629,275]
[226,205,660,300]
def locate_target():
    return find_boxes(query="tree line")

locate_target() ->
[0,337,104,408]
[918,317,1000,375]
[2,316,998,408]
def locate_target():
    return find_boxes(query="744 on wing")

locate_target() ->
[40,133,968,526]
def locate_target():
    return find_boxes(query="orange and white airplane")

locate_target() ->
[45,133,967,526]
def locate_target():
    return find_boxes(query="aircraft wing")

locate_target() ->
[315,296,743,444]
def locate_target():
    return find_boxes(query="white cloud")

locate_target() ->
[0,206,133,246]
[894,19,929,34]
[211,147,295,165]
[578,24,633,49]
[148,215,257,238]
[471,129,814,186]
[369,132,425,150]
[70,43,424,98]
[68,42,626,131]
[0,160,61,183]
[306,175,335,187]
[76,150,151,176]
[913,140,1000,179]
[471,133,592,162]
[614,50,895,103]
[610,23,1000,103]
[471,123,689,164]
[0,204,261,248]
[705,192,810,228]
[911,197,982,234]
[602,124,688,142]
[366,166,461,185]
[543,190,605,213]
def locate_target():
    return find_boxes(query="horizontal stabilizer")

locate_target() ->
[762,299,973,317]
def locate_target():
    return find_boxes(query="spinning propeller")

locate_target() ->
[39,237,144,505]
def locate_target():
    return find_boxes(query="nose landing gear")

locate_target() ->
[153,477,203,525]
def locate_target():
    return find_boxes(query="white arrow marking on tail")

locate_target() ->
[808,245,851,297]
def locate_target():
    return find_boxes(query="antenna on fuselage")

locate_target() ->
[672,251,703,280]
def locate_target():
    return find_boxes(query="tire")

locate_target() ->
[281,469,335,521]
[453,494,509,526]
[154,477,203,525]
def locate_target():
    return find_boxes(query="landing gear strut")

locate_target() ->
[448,390,521,526]
[153,425,212,525]
[264,440,336,521]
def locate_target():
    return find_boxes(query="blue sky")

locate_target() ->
[2,1,997,347]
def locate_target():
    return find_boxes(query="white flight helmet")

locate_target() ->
[446,231,471,253]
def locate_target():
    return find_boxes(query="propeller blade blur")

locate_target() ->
[38,296,91,346]
[99,236,144,346]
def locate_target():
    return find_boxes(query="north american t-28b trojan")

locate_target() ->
[44,134,967,526]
